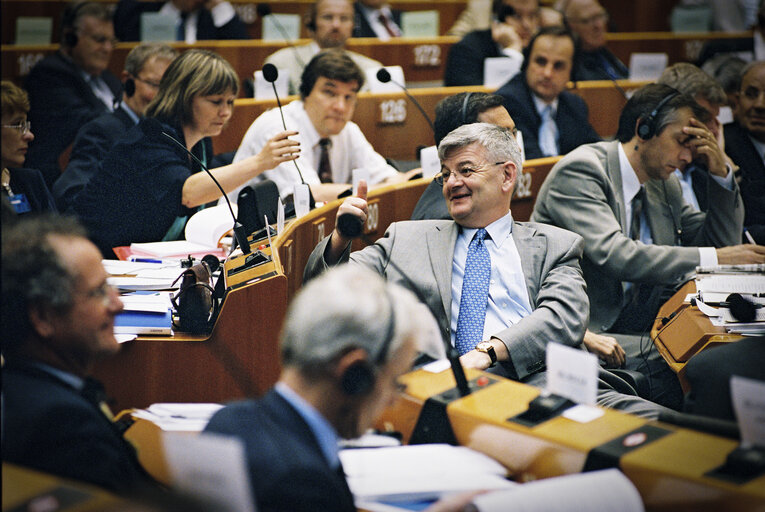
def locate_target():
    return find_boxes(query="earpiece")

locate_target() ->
[61,1,88,48]
[124,77,135,97]
[340,291,397,396]
[637,91,679,140]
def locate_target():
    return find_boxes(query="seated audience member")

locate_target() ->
[697,3,765,67]
[353,0,402,39]
[113,0,247,43]
[411,92,517,221]
[563,0,627,81]
[683,335,765,422]
[205,266,479,512]
[1,81,56,215]
[69,50,298,257]
[265,0,383,96]
[702,55,747,111]
[658,63,742,212]
[1,215,153,494]
[24,1,122,189]
[54,43,177,211]
[447,0,560,38]
[723,61,765,244]
[306,123,670,419]
[531,84,764,409]
[496,26,600,160]
[444,0,537,87]
[229,50,415,204]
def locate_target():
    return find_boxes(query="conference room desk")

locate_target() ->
[650,281,744,392]
[377,367,765,511]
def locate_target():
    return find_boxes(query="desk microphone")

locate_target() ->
[144,118,252,256]
[376,68,435,134]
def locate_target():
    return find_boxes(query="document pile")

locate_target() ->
[131,403,223,431]
[695,264,765,335]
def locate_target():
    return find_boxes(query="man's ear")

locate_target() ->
[28,304,57,339]
[501,160,518,192]
[332,348,370,381]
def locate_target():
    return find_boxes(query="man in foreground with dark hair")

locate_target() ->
[1,215,153,493]
[532,83,763,409]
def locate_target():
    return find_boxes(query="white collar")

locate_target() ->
[618,142,642,203]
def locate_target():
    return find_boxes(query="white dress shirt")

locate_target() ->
[227,100,398,201]
[158,1,236,43]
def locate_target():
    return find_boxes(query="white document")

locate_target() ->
[696,274,765,294]
[261,13,300,41]
[119,293,173,313]
[629,53,668,81]
[185,204,237,248]
[473,469,643,512]
[401,11,439,37]
[132,403,224,432]
[419,145,440,178]
[108,276,179,291]
[277,198,285,234]
[341,444,514,504]
[352,168,371,196]
[546,343,598,405]
[483,57,521,89]
[366,66,406,93]
[164,431,256,512]
[129,240,213,258]
[731,376,765,448]
[294,183,311,218]
[254,69,289,100]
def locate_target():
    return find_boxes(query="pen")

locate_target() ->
[128,256,164,264]
[743,229,756,244]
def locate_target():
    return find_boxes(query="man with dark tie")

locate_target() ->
[1,215,153,494]
[305,122,670,418]
[532,83,763,409]
[24,1,122,189]
[353,0,402,39]
[495,26,600,160]
[563,0,627,81]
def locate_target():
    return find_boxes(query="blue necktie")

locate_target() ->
[538,105,558,157]
[455,229,491,355]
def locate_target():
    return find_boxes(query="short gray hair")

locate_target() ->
[658,63,726,106]
[124,43,178,76]
[282,266,432,374]
[438,123,522,171]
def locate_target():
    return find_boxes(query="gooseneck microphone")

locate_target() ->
[146,118,252,256]
[376,68,435,133]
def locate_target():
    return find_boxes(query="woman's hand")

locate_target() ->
[254,130,300,173]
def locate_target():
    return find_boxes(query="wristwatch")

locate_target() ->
[475,341,497,366]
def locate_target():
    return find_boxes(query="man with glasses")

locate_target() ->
[54,43,178,211]
[563,0,627,81]
[25,1,122,189]
[1,215,155,494]
[306,123,668,418]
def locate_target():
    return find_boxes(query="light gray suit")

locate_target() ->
[305,218,589,382]
[531,141,744,333]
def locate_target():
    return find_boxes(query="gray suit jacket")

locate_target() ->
[304,219,588,381]
[531,140,744,332]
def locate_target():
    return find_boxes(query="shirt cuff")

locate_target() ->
[710,163,736,190]
[698,247,718,267]
[210,1,236,26]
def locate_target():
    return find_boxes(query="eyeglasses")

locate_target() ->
[570,12,608,25]
[83,32,119,46]
[134,76,161,89]
[80,281,118,306]
[434,162,505,185]
[2,121,31,135]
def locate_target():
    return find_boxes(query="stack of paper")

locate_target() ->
[132,403,224,431]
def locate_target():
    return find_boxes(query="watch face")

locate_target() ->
[477,342,491,351]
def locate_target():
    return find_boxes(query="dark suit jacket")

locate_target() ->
[496,73,601,160]
[204,390,356,512]
[54,105,137,212]
[444,29,503,86]
[113,0,248,41]
[410,179,450,220]
[572,46,628,81]
[353,3,402,38]
[724,121,765,243]
[1,360,150,494]
[24,52,122,189]
[4,167,57,214]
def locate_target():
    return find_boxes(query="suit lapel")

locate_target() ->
[427,222,458,322]
[605,141,628,233]
[512,223,544,304]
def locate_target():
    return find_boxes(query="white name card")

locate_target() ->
[15,17,53,45]
[546,343,598,405]
[629,53,668,81]
[294,183,311,218]
[419,145,440,178]
[483,57,521,89]
[254,68,289,99]
[262,14,300,41]
[140,13,176,42]
[366,66,406,93]
[401,11,439,37]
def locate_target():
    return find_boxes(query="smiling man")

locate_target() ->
[495,26,600,159]
[230,50,412,203]
[532,84,764,408]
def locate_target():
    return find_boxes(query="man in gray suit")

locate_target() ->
[532,84,765,408]
[306,123,666,418]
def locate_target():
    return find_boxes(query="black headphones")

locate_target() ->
[124,76,136,97]
[61,1,88,48]
[306,5,317,32]
[637,91,680,140]
[460,92,473,125]
[340,292,397,396]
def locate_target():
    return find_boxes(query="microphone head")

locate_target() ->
[262,63,279,83]
[376,67,391,83]
[256,3,271,17]
[201,254,220,274]
[727,293,757,323]
[336,213,363,239]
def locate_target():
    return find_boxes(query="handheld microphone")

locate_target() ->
[257,4,306,68]
[376,68,435,134]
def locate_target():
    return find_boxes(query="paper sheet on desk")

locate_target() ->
[131,403,223,431]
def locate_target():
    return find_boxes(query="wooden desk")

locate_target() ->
[606,31,752,67]
[379,367,765,511]
[650,281,744,392]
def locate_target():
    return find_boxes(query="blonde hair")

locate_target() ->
[144,49,238,126]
